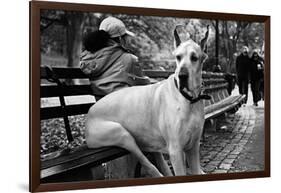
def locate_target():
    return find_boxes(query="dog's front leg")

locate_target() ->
[186,140,205,175]
[169,144,186,176]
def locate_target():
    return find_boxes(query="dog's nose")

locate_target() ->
[179,67,189,76]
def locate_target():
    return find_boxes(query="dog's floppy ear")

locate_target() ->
[174,25,183,47]
[200,25,209,53]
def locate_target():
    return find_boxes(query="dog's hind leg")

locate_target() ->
[86,120,163,177]
[152,152,173,176]
[118,131,163,177]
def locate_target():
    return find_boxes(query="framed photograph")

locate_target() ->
[30,0,270,192]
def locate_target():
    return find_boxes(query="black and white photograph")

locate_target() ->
[31,2,269,190]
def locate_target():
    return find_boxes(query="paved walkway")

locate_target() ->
[229,106,264,172]
[200,85,265,173]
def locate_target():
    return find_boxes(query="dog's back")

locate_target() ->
[86,78,171,153]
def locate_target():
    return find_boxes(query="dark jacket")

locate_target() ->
[80,40,149,96]
[236,53,251,80]
[250,55,264,81]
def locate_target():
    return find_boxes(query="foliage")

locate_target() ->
[40,115,86,157]
[40,10,264,73]
[206,20,264,73]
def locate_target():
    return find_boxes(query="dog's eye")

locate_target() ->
[176,55,181,61]
[191,54,199,62]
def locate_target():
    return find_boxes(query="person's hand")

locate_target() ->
[136,76,151,85]
[138,76,151,85]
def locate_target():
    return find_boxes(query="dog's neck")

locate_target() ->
[173,77,211,104]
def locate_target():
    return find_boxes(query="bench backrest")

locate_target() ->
[41,67,96,120]
[40,66,232,142]
[143,70,231,106]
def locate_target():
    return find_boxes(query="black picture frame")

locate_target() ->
[30,1,270,192]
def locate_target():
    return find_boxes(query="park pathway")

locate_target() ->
[200,85,265,173]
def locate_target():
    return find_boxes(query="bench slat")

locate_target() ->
[204,83,229,93]
[41,67,88,79]
[42,145,120,168]
[202,72,226,79]
[40,67,228,80]
[41,82,228,98]
[41,85,93,97]
[205,95,240,114]
[205,95,245,119]
[143,70,227,79]
[143,70,173,78]
[41,103,94,120]
[41,146,128,179]
[203,79,227,86]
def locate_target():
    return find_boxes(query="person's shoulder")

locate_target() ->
[236,54,242,61]
[120,51,138,63]
[237,53,243,58]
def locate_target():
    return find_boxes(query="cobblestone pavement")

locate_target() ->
[229,105,265,173]
[199,84,265,174]
[200,104,262,174]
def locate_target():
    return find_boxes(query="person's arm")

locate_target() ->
[124,54,151,85]
[130,75,151,85]
[235,56,239,73]
[79,51,98,76]
[79,51,106,77]
[235,56,240,80]
[80,60,96,76]
[259,57,265,68]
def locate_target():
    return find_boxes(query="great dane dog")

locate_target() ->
[85,25,210,177]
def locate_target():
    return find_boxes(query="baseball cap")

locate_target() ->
[99,17,135,38]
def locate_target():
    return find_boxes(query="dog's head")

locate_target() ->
[173,25,209,98]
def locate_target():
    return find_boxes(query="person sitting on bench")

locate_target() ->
[79,17,151,178]
[80,17,150,98]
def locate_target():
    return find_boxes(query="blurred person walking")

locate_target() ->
[250,49,264,106]
[236,46,251,104]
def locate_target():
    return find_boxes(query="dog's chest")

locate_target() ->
[166,102,205,146]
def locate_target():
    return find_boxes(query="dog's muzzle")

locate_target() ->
[174,76,211,104]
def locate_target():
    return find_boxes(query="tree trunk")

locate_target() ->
[221,21,231,72]
[66,12,85,85]
[215,20,219,67]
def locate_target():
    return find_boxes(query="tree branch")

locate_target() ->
[40,16,68,32]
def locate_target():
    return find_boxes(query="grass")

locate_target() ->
[41,54,68,67]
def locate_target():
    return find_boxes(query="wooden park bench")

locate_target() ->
[40,66,245,183]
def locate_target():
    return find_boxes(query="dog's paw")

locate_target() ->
[150,169,163,177]
[199,169,206,175]
[145,166,163,177]
[186,168,206,175]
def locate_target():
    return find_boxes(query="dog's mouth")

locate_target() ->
[175,74,210,103]
[178,74,188,89]
[178,74,196,97]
